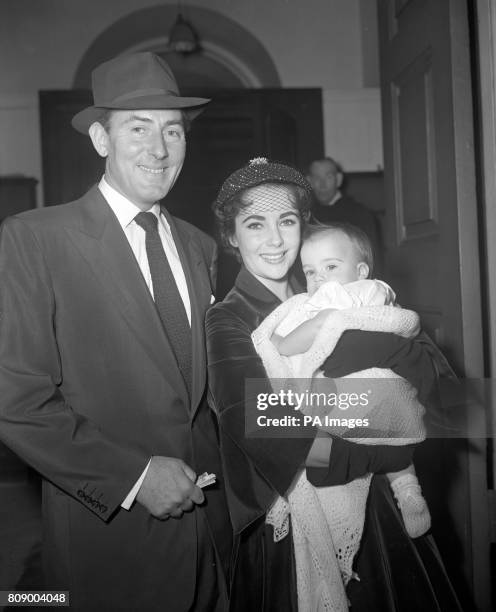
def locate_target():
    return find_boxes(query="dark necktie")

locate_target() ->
[134,211,192,394]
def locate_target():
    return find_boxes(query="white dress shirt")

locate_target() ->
[98,176,191,509]
[99,176,191,324]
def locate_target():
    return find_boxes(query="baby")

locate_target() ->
[272,222,431,539]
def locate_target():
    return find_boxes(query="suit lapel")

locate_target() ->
[65,188,189,404]
[161,207,210,416]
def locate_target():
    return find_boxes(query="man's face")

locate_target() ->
[307,160,342,205]
[90,109,186,210]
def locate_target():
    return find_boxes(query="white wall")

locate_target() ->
[1,0,382,205]
[323,89,383,171]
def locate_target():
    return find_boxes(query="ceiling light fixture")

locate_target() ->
[168,3,200,54]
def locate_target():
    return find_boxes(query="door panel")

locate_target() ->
[40,90,103,207]
[378,0,488,609]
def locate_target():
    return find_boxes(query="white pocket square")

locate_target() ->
[210,294,216,304]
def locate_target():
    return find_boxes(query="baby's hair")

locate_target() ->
[302,221,374,276]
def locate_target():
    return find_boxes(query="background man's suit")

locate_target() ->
[0,186,231,610]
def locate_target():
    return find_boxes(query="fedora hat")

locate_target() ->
[71,52,210,134]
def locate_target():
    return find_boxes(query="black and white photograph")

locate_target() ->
[0,1,495,610]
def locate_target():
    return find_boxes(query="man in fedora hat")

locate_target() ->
[0,52,231,610]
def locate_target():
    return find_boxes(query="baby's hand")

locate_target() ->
[271,333,283,350]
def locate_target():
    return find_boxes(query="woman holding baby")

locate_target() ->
[206,158,461,611]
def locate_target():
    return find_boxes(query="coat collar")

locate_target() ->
[234,266,303,314]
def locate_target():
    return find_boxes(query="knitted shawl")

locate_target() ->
[251,285,424,612]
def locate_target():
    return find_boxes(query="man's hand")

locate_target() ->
[136,456,204,520]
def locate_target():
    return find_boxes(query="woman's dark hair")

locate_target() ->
[302,221,374,275]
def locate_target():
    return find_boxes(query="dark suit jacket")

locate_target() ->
[0,186,231,611]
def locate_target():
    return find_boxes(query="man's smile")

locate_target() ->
[138,165,166,174]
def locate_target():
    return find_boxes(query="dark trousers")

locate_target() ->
[191,510,229,612]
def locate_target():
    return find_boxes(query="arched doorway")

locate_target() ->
[41,5,323,296]
[72,5,281,92]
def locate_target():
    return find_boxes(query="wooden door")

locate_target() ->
[40,88,324,297]
[378,0,488,609]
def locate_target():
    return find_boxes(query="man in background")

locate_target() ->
[307,156,382,272]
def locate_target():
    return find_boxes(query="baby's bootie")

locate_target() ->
[390,473,431,538]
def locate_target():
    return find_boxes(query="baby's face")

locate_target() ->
[301,231,368,296]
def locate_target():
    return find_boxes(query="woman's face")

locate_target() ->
[229,184,301,288]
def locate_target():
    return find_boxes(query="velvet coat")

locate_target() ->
[206,267,462,611]
[0,186,231,611]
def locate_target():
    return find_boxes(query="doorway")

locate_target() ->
[377,0,488,609]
